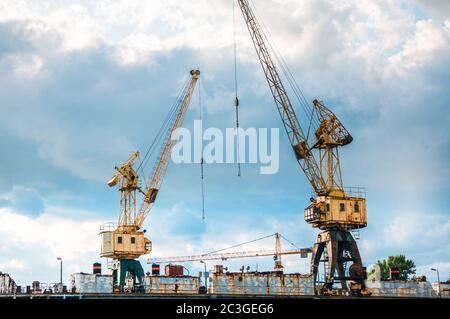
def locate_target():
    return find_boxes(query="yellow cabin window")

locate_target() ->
[354,202,360,212]
[131,237,136,244]
[117,236,122,244]
[340,203,345,212]
[326,203,330,212]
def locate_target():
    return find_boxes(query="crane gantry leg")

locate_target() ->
[112,259,145,292]
[311,230,366,296]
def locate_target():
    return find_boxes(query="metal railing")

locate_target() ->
[99,222,117,233]
[309,186,366,199]
[343,186,366,198]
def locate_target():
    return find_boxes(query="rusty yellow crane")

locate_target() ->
[100,69,200,290]
[235,0,367,295]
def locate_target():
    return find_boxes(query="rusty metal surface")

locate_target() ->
[432,283,450,298]
[165,264,184,276]
[209,272,314,296]
[366,280,437,298]
[144,275,199,294]
[70,273,113,294]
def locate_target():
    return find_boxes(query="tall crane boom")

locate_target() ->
[237,0,325,195]
[136,69,200,227]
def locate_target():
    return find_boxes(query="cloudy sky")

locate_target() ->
[0,0,449,286]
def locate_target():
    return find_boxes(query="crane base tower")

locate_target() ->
[112,259,145,291]
[311,230,366,295]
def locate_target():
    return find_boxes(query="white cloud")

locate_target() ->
[359,210,450,279]
[0,185,45,215]
[414,0,450,21]
[0,207,102,285]
[0,0,448,185]
[0,259,25,271]
[417,261,450,282]
[383,212,450,246]
[0,0,233,54]
[388,19,450,74]
[9,53,43,78]
[0,1,103,51]
[114,33,163,66]
[0,207,101,260]
[0,0,446,71]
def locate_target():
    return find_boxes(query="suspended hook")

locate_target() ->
[233,0,242,177]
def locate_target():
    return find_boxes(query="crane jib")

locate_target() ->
[135,70,200,227]
[237,0,326,194]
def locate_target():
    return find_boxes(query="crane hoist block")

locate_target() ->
[144,188,158,204]
[292,141,311,160]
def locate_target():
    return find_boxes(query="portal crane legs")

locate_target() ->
[311,230,365,295]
